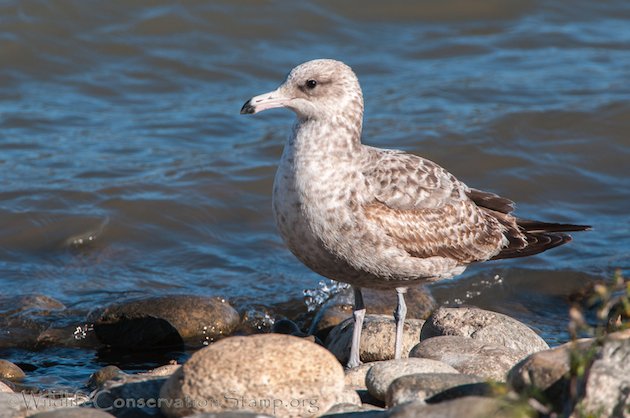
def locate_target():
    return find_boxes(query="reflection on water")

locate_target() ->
[0,0,629,389]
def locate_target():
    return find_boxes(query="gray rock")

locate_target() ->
[27,408,115,417]
[94,295,240,349]
[0,392,86,418]
[385,373,484,407]
[87,365,125,391]
[159,334,345,418]
[344,363,375,390]
[0,360,25,381]
[90,373,167,417]
[184,413,275,418]
[138,363,180,377]
[326,315,424,364]
[385,396,529,418]
[310,286,435,337]
[365,358,459,401]
[420,306,549,356]
[410,335,526,381]
[321,402,386,417]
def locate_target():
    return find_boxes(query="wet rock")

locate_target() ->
[385,373,484,407]
[28,408,116,418]
[410,335,525,381]
[94,295,240,350]
[90,373,167,417]
[365,358,459,401]
[159,334,344,418]
[0,295,66,349]
[420,306,549,355]
[0,360,25,381]
[36,323,103,349]
[385,396,529,418]
[326,315,424,364]
[344,363,375,390]
[508,329,630,416]
[322,403,386,417]
[310,286,435,338]
[138,363,180,377]
[87,365,125,391]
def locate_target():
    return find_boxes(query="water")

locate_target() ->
[0,0,629,390]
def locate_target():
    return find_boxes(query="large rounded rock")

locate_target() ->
[326,315,424,364]
[310,286,435,338]
[420,307,549,355]
[160,334,345,418]
[0,360,25,381]
[386,373,484,407]
[93,295,240,349]
[410,335,525,381]
[365,358,458,401]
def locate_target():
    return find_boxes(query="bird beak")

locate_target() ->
[240,89,290,115]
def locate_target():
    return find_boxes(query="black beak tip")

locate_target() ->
[240,99,255,115]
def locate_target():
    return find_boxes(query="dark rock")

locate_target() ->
[94,295,240,350]
[89,373,167,418]
[326,315,424,364]
[386,373,484,407]
[365,358,458,401]
[410,335,525,381]
[420,306,549,355]
[0,360,25,381]
[310,286,436,339]
[159,334,345,418]
[0,295,66,349]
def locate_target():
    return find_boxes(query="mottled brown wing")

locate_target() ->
[362,148,469,210]
[363,200,507,264]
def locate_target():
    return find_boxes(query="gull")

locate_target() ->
[240,59,589,368]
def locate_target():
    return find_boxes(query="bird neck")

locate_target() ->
[290,109,364,157]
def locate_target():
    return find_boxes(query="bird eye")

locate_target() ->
[305,79,317,89]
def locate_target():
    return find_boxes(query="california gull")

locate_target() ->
[240,59,590,368]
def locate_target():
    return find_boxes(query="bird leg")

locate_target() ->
[347,286,365,369]
[393,287,408,360]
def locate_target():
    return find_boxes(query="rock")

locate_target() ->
[138,363,180,377]
[90,373,167,417]
[322,403,386,417]
[27,408,115,417]
[332,388,361,407]
[93,295,240,349]
[410,335,525,381]
[420,306,549,355]
[508,329,630,416]
[0,381,12,393]
[0,392,87,418]
[326,315,424,364]
[87,365,125,391]
[573,330,630,417]
[365,358,459,401]
[0,360,25,381]
[183,413,275,418]
[159,334,344,418]
[344,363,375,390]
[310,286,435,338]
[385,396,530,418]
[385,373,484,407]
[0,295,66,349]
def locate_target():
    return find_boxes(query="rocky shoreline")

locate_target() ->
[0,288,628,418]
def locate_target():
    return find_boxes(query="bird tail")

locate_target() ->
[491,219,591,260]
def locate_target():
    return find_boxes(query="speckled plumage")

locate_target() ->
[241,59,589,366]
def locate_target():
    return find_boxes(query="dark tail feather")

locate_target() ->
[491,219,591,260]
